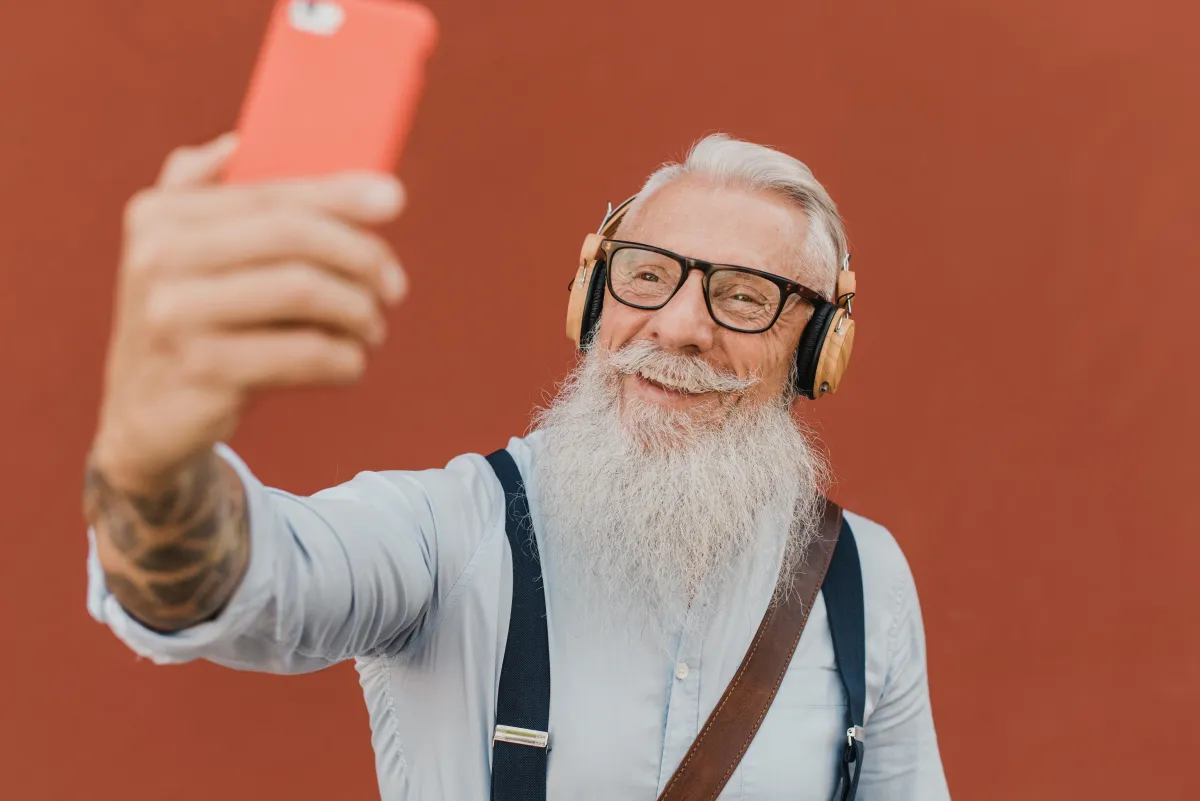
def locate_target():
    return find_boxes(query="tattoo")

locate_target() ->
[83,451,250,633]
[107,517,140,554]
[137,542,208,573]
[126,486,182,528]
[190,539,248,616]
[125,454,216,527]
[180,511,220,543]
[148,569,212,607]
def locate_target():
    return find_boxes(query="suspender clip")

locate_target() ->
[494,724,549,749]
[847,726,865,748]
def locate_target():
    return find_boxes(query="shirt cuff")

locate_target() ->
[86,444,278,665]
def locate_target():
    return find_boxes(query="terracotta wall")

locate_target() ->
[1,0,1196,798]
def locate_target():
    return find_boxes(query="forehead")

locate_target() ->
[617,177,808,280]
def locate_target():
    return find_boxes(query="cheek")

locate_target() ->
[725,332,798,399]
[755,308,817,393]
[759,341,798,394]
[595,293,645,351]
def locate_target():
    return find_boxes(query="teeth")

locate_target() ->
[639,370,687,393]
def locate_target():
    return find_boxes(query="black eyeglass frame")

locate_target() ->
[598,239,830,334]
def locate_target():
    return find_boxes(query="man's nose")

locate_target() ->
[645,272,716,352]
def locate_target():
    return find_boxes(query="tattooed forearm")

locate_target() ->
[83,451,250,633]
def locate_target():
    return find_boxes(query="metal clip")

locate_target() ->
[846,726,865,747]
[837,252,854,315]
[598,201,615,234]
[494,724,549,749]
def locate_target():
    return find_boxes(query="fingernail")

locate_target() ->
[361,178,403,214]
[382,262,406,303]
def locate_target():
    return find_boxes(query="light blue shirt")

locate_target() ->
[87,432,950,800]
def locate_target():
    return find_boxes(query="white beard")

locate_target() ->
[533,340,831,637]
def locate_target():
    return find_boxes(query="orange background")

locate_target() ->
[1,1,1197,798]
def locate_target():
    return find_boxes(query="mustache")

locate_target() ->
[605,340,759,395]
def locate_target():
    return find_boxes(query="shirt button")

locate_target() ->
[675,662,690,680]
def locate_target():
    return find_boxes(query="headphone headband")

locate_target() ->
[598,194,638,237]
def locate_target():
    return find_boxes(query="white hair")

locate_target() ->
[621,133,847,295]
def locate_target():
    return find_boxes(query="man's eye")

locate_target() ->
[636,272,661,282]
[717,288,766,305]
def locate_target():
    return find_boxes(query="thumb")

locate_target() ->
[156,133,240,189]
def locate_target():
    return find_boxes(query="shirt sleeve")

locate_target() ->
[86,443,504,674]
[856,554,952,800]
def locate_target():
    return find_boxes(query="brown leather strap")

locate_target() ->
[657,499,844,801]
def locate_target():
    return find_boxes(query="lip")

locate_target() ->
[625,372,712,408]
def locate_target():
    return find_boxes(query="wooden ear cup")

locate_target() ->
[792,302,838,399]
[566,233,605,347]
[794,267,857,399]
[811,308,855,398]
[566,196,638,349]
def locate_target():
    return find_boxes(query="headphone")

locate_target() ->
[565,195,858,399]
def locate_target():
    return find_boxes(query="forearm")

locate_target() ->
[83,449,250,633]
[84,447,492,671]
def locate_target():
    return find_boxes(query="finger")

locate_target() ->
[187,330,368,390]
[136,207,407,304]
[146,262,388,346]
[157,134,240,189]
[151,172,405,226]
[229,172,405,224]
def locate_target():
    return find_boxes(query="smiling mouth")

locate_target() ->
[635,371,702,396]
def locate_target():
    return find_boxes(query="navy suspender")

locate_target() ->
[484,449,866,801]
[486,449,552,801]
[825,515,867,801]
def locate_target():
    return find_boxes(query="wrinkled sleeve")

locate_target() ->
[87,444,504,674]
[857,557,952,800]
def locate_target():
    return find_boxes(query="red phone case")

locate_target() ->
[223,0,437,183]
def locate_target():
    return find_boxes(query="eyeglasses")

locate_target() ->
[599,239,828,334]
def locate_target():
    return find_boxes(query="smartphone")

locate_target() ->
[223,0,438,183]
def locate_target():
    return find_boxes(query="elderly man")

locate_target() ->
[84,132,950,800]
